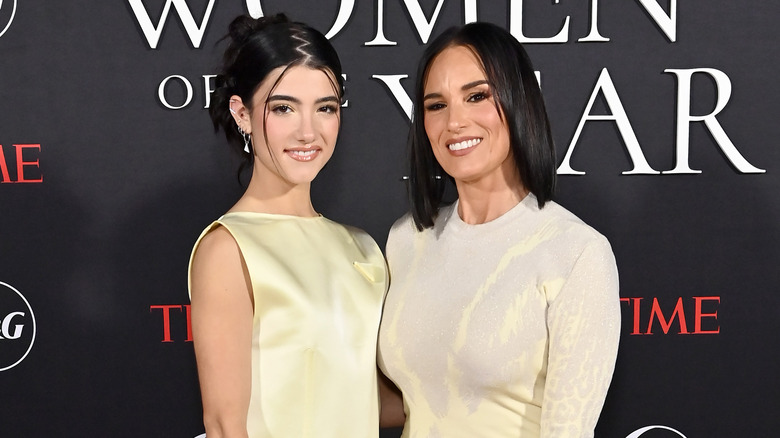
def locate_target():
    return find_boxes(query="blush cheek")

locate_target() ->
[262,119,285,144]
[423,116,442,142]
[326,119,340,141]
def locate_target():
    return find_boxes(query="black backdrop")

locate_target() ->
[1,1,779,437]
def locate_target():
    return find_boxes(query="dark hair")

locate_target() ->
[209,14,344,180]
[407,22,556,230]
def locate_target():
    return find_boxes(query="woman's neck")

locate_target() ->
[229,168,318,217]
[454,173,527,225]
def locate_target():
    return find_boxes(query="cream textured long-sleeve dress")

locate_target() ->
[378,194,620,438]
[189,212,387,438]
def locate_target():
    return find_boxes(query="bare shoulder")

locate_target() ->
[193,226,240,262]
[190,225,249,302]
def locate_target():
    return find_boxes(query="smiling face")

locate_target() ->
[231,65,341,189]
[422,45,518,188]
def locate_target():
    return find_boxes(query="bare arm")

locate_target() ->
[190,226,254,438]
[378,370,406,428]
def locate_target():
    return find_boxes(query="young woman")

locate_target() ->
[189,14,387,438]
[378,22,620,437]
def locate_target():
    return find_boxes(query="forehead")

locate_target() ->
[253,65,337,102]
[424,45,486,89]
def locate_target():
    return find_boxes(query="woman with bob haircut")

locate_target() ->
[189,14,387,438]
[378,22,620,437]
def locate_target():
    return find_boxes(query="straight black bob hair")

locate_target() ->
[407,22,556,230]
[209,14,344,180]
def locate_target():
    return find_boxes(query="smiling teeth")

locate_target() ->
[448,138,482,151]
[290,150,316,157]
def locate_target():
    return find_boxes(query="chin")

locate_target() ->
[286,170,324,186]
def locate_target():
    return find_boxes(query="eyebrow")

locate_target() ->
[423,80,489,101]
[268,94,340,104]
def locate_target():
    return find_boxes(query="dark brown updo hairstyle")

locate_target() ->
[209,14,344,180]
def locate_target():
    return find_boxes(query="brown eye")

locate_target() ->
[271,104,292,114]
[468,92,488,102]
[319,104,338,114]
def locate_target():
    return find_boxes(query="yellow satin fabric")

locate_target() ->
[189,212,387,438]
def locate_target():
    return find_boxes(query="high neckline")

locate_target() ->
[443,193,537,237]
[222,211,325,220]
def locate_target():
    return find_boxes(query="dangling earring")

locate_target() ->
[237,125,251,154]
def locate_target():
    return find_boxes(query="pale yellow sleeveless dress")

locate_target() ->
[189,212,388,438]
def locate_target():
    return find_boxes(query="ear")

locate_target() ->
[229,95,252,134]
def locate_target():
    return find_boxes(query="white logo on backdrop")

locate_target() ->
[626,425,688,437]
[127,0,217,49]
[128,0,675,48]
[127,0,356,47]
[0,281,36,371]
[0,0,18,38]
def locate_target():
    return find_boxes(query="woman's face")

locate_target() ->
[422,45,515,187]
[233,65,341,188]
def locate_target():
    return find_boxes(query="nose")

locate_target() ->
[297,112,317,144]
[446,102,466,132]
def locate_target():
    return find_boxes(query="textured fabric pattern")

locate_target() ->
[378,195,620,438]
[190,212,387,438]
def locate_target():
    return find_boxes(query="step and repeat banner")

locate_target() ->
[1,1,778,437]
